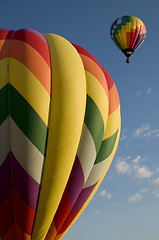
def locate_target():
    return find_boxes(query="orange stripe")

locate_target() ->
[11,39,51,95]
[108,84,120,115]
[79,54,108,97]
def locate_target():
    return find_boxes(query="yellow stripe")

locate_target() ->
[126,23,132,32]
[31,33,86,240]
[116,33,124,49]
[0,58,9,89]
[136,17,141,28]
[59,117,121,239]
[86,71,108,128]
[9,58,50,126]
[119,31,126,49]
[131,22,136,29]
[103,105,120,140]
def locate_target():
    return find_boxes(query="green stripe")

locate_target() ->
[10,84,48,155]
[95,130,118,164]
[0,84,9,125]
[84,94,104,154]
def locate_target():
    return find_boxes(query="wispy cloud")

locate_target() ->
[110,202,119,207]
[129,189,147,203]
[128,193,143,203]
[136,88,152,97]
[140,188,147,194]
[120,128,128,141]
[133,124,159,139]
[136,90,142,96]
[99,190,112,199]
[151,177,159,186]
[134,166,153,179]
[147,88,152,95]
[92,209,102,216]
[133,155,141,164]
[115,160,132,176]
[115,155,153,180]
[152,190,159,198]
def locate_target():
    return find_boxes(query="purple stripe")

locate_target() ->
[67,155,85,207]
[72,183,97,211]
[0,153,12,204]
[12,153,40,210]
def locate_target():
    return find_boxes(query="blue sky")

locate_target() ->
[1,0,159,239]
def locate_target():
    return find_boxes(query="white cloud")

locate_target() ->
[99,190,112,199]
[115,155,153,181]
[133,124,150,137]
[133,124,159,139]
[134,166,153,179]
[133,155,141,164]
[120,129,127,141]
[115,161,132,176]
[129,193,143,203]
[151,177,159,186]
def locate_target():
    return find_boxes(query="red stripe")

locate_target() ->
[54,190,72,233]
[12,29,50,67]
[0,190,14,237]
[57,209,80,235]
[72,44,102,68]
[102,67,114,91]
[14,190,35,235]
[46,190,72,239]
[0,153,12,205]
[0,29,14,40]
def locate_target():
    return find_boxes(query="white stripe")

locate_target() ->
[0,117,10,166]
[10,117,44,183]
[84,156,110,188]
[77,123,96,183]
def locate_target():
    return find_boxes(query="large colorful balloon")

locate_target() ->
[110,16,146,63]
[0,29,121,240]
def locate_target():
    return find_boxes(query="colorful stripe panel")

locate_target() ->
[55,67,121,239]
[0,28,51,239]
[45,44,109,239]
[31,34,86,240]
[0,29,120,240]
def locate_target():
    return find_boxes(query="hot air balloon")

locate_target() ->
[0,28,121,240]
[110,16,146,63]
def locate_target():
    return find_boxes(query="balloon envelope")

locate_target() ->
[0,29,120,240]
[110,16,146,62]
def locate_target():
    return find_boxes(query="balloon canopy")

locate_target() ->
[0,29,121,240]
[110,16,146,63]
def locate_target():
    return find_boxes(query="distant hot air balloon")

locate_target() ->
[0,28,121,240]
[110,16,146,63]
